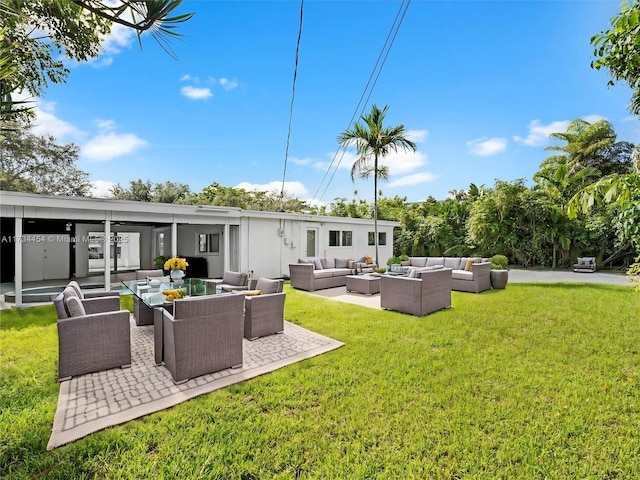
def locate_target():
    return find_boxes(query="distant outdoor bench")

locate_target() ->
[573,257,596,273]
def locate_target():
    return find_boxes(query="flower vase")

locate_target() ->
[170,269,185,282]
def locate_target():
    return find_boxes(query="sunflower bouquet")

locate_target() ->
[163,257,189,271]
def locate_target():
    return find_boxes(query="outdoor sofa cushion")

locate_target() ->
[255,278,282,294]
[65,296,86,317]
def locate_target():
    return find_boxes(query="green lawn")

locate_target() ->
[1,283,639,478]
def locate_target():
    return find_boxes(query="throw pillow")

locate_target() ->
[313,258,324,270]
[68,281,84,299]
[243,290,262,296]
[364,255,373,265]
[465,259,474,271]
[335,258,350,268]
[65,296,86,317]
[325,257,336,269]
[222,271,245,285]
[255,278,281,294]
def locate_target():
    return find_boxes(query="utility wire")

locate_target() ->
[310,0,411,206]
[280,0,304,210]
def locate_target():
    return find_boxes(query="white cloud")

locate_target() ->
[384,150,428,175]
[219,78,239,90]
[235,180,308,198]
[290,156,315,166]
[99,23,135,56]
[467,137,508,156]
[82,120,147,161]
[406,129,429,143]
[180,74,195,81]
[28,99,86,141]
[319,149,428,176]
[90,180,116,198]
[83,133,147,161]
[513,120,570,147]
[181,86,213,99]
[582,114,606,124]
[388,172,438,187]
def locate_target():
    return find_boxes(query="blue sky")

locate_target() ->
[29,0,639,204]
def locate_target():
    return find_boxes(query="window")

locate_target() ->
[329,230,340,247]
[158,233,165,256]
[341,230,352,247]
[368,231,387,246]
[198,233,220,253]
[329,230,352,247]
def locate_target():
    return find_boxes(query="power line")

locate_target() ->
[310,0,412,206]
[280,0,305,210]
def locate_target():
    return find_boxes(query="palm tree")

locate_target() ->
[337,104,416,266]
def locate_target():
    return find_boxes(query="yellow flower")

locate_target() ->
[164,257,189,271]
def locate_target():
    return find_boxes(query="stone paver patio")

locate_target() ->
[48,317,344,450]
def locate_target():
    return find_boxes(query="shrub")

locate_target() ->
[490,254,509,270]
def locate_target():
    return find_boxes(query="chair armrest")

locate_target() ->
[81,295,121,314]
[83,290,120,299]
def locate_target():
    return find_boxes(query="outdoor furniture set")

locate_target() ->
[289,256,493,318]
[54,271,286,384]
[288,256,378,291]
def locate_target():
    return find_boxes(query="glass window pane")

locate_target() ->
[342,231,352,247]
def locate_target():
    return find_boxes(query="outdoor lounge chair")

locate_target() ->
[573,257,596,273]
[243,278,285,340]
[53,285,131,381]
[161,293,245,384]
[380,268,453,316]
[211,270,249,292]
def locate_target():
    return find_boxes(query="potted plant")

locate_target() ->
[490,254,509,289]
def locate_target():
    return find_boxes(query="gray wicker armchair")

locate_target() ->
[53,285,131,381]
[161,293,245,384]
[380,268,453,316]
[244,278,285,340]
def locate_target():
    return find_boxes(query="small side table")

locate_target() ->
[346,274,381,295]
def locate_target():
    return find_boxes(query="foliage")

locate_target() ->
[186,182,310,213]
[338,104,417,266]
[0,120,91,195]
[109,179,191,203]
[591,0,640,114]
[627,256,640,291]
[3,284,640,477]
[1,0,193,125]
[543,118,633,176]
[154,255,170,272]
[490,254,509,270]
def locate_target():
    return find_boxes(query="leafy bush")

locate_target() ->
[490,254,509,270]
[154,255,170,272]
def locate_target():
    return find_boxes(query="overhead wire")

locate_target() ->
[310,0,412,206]
[279,0,305,210]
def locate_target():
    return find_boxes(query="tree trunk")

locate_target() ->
[374,154,379,268]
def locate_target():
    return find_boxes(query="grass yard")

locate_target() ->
[1,283,639,478]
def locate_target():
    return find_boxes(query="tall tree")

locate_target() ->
[337,104,416,266]
[591,0,640,115]
[1,0,193,123]
[0,121,91,195]
[544,119,633,177]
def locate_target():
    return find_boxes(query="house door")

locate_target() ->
[306,228,317,257]
[23,236,70,281]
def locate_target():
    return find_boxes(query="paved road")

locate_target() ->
[508,269,632,286]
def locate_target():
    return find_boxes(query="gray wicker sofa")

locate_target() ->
[404,257,492,293]
[380,267,453,316]
[289,257,375,292]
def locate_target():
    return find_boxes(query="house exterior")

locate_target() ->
[0,191,399,305]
